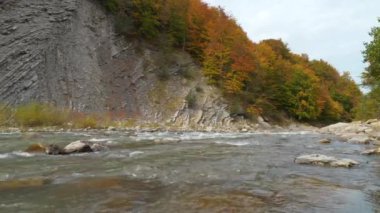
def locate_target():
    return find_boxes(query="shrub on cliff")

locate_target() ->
[186,91,197,109]
[0,105,12,127]
[14,103,68,127]
[70,113,99,129]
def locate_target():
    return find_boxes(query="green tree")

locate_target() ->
[362,18,380,87]
[130,0,161,39]
[161,0,189,47]
[355,87,380,119]
[355,18,380,120]
[285,68,321,120]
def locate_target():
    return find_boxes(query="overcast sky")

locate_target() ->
[203,0,380,85]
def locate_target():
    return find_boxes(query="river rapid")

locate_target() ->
[0,130,379,212]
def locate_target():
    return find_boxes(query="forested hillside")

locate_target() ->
[98,0,361,123]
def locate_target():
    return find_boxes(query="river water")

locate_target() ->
[0,131,379,212]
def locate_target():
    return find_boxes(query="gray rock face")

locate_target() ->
[1,0,107,110]
[0,0,237,129]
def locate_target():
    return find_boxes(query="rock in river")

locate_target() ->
[295,154,359,168]
[62,141,94,154]
[44,141,108,155]
[25,143,46,153]
[361,147,380,155]
[319,138,331,144]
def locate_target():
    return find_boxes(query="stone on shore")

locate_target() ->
[295,154,359,168]
[346,135,372,144]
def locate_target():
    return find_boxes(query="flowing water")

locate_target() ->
[0,130,379,212]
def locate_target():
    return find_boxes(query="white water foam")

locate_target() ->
[133,132,255,141]
[129,151,144,157]
[214,141,251,146]
[0,132,21,135]
[0,153,10,159]
[88,138,113,142]
[12,151,35,157]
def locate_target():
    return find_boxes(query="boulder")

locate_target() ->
[25,143,46,153]
[319,139,331,144]
[258,116,271,129]
[295,154,359,168]
[320,122,371,135]
[89,142,109,152]
[337,133,373,144]
[361,148,380,155]
[368,131,380,140]
[63,141,93,154]
[45,144,66,155]
[320,122,350,133]
[338,133,359,141]
[370,121,380,130]
[330,159,359,168]
[366,119,379,124]
[240,128,248,133]
[347,135,372,144]
[45,141,108,155]
[107,126,117,131]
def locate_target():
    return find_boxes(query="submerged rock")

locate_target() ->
[22,132,43,139]
[45,144,66,155]
[25,143,46,153]
[295,154,359,168]
[0,178,51,190]
[319,138,331,144]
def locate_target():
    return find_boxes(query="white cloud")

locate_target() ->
[202,0,380,85]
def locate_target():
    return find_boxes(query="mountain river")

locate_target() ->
[0,131,379,212]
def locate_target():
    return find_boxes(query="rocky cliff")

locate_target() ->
[0,0,256,130]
